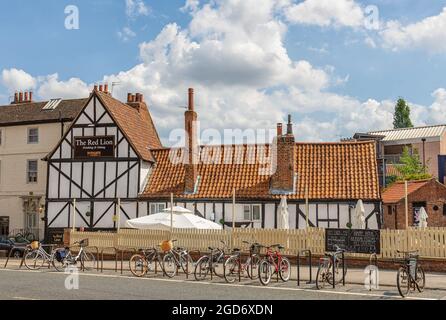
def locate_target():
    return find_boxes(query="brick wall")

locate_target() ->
[383,180,446,229]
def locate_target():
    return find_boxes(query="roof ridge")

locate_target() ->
[370,124,446,133]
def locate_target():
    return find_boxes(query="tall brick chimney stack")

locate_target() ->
[271,115,295,193]
[184,88,198,194]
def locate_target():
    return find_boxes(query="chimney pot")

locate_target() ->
[104,84,108,93]
[286,114,293,135]
[99,85,103,92]
[29,91,33,102]
[127,93,132,102]
[24,92,28,102]
[188,88,194,111]
[19,92,23,102]
[14,92,18,103]
[135,93,141,102]
[277,123,283,136]
[94,85,98,92]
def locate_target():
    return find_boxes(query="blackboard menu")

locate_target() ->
[325,229,380,254]
[46,229,65,245]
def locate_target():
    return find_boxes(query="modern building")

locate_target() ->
[0,92,86,239]
[382,179,446,229]
[368,125,446,182]
[45,87,382,240]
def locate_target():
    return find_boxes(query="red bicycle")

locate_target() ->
[258,244,291,286]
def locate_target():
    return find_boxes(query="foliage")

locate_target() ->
[395,147,431,181]
[393,98,413,129]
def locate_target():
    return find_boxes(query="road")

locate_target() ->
[1,268,445,300]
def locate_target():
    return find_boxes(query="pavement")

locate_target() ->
[2,257,446,300]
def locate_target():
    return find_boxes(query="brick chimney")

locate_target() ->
[126,93,144,111]
[184,88,198,194]
[12,91,33,104]
[271,115,295,193]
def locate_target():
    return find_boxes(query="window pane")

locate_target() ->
[243,205,251,220]
[252,205,261,220]
[159,203,166,211]
[28,128,38,143]
[150,204,156,214]
[27,161,38,183]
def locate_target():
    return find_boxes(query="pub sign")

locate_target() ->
[73,136,115,159]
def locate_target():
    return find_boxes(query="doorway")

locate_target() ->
[0,217,9,237]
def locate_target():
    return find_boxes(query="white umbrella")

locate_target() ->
[277,196,290,229]
[419,207,428,228]
[125,207,222,230]
[354,199,366,229]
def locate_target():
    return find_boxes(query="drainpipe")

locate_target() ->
[59,110,64,138]
[422,138,426,168]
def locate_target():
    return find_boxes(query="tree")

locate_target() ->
[393,98,413,129]
[395,147,431,181]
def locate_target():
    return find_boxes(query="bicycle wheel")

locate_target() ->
[258,260,272,286]
[246,255,260,280]
[24,250,45,270]
[129,254,147,277]
[397,267,410,297]
[180,252,194,275]
[80,251,97,271]
[163,252,178,278]
[279,257,291,282]
[316,264,329,290]
[213,255,225,278]
[327,256,347,285]
[415,266,425,293]
[194,256,210,281]
[52,250,68,272]
[224,256,240,283]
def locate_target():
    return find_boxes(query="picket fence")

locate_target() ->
[69,227,446,259]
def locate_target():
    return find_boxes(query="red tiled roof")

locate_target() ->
[96,91,162,162]
[382,179,432,204]
[141,141,380,201]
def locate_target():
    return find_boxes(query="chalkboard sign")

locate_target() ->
[46,228,65,245]
[325,229,380,254]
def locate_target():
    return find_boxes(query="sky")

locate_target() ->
[1,0,446,144]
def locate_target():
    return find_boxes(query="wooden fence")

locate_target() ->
[69,227,446,259]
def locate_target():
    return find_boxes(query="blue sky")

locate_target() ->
[1,0,446,143]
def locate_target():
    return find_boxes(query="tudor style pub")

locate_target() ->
[42,86,382,241]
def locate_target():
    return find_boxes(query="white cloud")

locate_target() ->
[2,0,444,143]
[126,0,150,18]
[117,27,136,42]
[37,74,90,100]
[284,0,364,28]
[380,7,446,53]
[1,68,37,92]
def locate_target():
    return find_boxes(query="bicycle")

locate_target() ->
[223,241,262,283]
[395,250,425,298]
[162,240,194,278]
[257,244,291,286]
[52,239,97,272]
[315,245,347,290]
[24,241,59,271]
[194,240,228,281]
[129,246,165,277]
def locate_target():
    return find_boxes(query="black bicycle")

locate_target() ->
[316,245,347,289]
[194,241,228,281]
[129,246,165,277]
[395,250,425,298]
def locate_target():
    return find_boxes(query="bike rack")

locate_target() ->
[368,252,378,291]
[4,243,58,269]
[331,251,346,289]
[296,249,312,287]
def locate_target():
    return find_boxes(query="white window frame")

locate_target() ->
[27,160,38,184]
[27,127,39,144]
[243,204,261,222]
[150,202,166,214]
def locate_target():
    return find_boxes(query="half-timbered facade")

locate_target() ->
[139,89,383,230]
[44,86,161,240]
